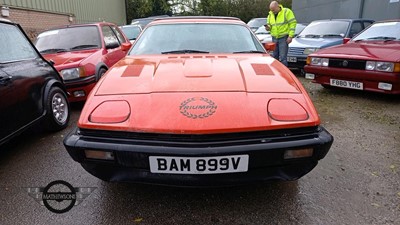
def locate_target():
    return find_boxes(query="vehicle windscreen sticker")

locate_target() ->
[180,97,217,119]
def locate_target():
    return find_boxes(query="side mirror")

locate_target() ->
[105,41,120,49]
[263,42,276,51]
[343,38,351,44]
[121,42,132,51]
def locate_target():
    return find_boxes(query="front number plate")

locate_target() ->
[149,155,249,174]
[330,78,363,90]
[287,57,297,62]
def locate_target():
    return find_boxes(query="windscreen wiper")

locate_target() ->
[302,34,321,38]
[367,36,396,40]
[39,48,69,54]
[70,44,99,50]
[162,50,210,54]
[321,34,343,38]
[233,50,265,54]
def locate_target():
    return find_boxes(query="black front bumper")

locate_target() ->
[64,126,333,187]
[287,57,307,69]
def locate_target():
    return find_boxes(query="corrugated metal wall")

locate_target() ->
[293,0,400,23]
[1,0,126,25]
[362,0,400,21]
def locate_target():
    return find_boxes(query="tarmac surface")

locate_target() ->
[0,76,399,225]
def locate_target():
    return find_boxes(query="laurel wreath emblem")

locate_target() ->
[179,97,217,119]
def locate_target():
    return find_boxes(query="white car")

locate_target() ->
[255,23,307,43]
[255,26,272,43]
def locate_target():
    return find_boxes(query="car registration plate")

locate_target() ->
[287,57,297,62]
[149,155,249,174]
[330,79,363,90]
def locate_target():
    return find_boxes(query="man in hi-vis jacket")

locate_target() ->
[265,1,297,66]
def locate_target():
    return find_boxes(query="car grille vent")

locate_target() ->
[288,47,305,55]
[79,126,320,147]
[252,64,273,75]
[122,64,144,77]
[329,59,365,70]
[167,55,229,59]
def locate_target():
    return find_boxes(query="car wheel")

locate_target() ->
[44,87,70,131]
[300,69,306,77]
[97,68,107,81]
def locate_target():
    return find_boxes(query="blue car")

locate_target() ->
[287,19,374,72]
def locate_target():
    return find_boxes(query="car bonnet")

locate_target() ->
[309,41,400,61]
[95,55,302,95]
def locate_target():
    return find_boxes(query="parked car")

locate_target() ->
[0,20,70,146]
[247,17,267,32]
[255,23,307,43]
[304,20,400,94]
[119,24,142,44]
[64,16,333,187]
[131,15,170,28]
[287,19,374,72]
[35,22,132,102]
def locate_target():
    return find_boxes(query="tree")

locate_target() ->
[126,0,172,23]
[125,0,292,24]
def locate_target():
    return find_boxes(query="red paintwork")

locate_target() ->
[305,40,400,94]
[40,22,132,102]
[309,41,400,62]
[78,54,321,134]
[76,18,321,134]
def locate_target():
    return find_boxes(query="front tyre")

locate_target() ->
[44,87,70,131]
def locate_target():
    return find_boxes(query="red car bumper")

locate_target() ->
[304,66,400,94]
[64,75,96,102]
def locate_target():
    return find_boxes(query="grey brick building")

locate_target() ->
[0,0,126,39]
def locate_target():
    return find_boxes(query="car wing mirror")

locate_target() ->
[263,42,276,51]
[105,41,120,49]
[343,38,351,44]
[121,42,132,51]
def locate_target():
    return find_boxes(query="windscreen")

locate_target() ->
[35,26,101,54]
[298,21,350,38]
[247,18,267,28]
[129,23,264,55]
[0,23,37,63]
[352,22,400,41]
[121,26,141,40]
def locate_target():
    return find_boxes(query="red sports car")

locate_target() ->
[35,22,132,102]
[64,17,333,186]
[304,20,400,94]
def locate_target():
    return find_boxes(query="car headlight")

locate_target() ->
[60,67,85,80]
[366,61,394,72]
[303,48,319,55]
[365,61,376,70]
[310,57,329,67]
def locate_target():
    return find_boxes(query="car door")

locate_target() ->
[110,25,130,59]
[0,22,46,141]
[102,25,125,67]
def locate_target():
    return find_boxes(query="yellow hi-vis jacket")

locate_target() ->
[267,4,297,38]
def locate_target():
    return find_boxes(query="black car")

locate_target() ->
[0,20,70,146]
